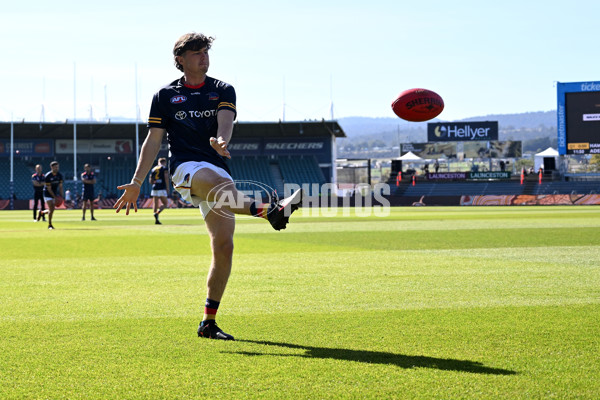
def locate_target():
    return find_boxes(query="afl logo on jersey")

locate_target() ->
[170,95,187,104]
[175,111,187,120]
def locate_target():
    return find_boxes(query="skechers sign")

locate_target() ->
[427,121,498,142]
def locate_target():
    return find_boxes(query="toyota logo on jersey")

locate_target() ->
[175,111,187,120]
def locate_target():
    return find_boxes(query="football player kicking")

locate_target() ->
[114,32,302,341]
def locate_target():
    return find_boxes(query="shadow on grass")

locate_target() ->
[234,340,516,375]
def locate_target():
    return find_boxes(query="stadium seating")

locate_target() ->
[395,179,598,197]
[227,155,326,197]
[228,156,279,195]
[278,156,326,195]
[385,164,600,198]
[399,182,512,197]
[2,155,329,201]
[0,156,141,201]
[533,181,599,195]
[6,155,596,201]
[97,157,141,198]
[0,158,31,199]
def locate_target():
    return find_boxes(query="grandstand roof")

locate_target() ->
[0,120,345,140]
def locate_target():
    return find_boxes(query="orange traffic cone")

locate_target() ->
[520,168,524,185]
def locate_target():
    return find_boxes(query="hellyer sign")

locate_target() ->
[427,121,498,142]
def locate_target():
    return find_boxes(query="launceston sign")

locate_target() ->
[426,171,511,180]
[469,171,511,180]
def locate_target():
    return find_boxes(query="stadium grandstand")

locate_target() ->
[2,119,599,209]
[0,120,342,209]
[384,158,599,206]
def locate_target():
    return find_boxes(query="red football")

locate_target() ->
[54,196,64,207]
[391,88,444,122]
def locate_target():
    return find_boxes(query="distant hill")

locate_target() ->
[336,111,558,158]
[337,111,556,138]
[459,111,556,129]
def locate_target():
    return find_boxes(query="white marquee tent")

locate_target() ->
[534,147,559,172]
[398,151,423,161]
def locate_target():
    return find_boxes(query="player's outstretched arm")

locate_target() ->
[114,128,165,215]
[209,109,235,159]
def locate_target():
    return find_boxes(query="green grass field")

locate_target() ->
[1,206,599,399]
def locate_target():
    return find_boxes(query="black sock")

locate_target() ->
[201,298,220,326]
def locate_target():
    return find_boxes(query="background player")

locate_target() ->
[81,163,97,221]
[149,157,170,224]
[114,32,302,341]
[38,161,64,230]
[31,164,46,221]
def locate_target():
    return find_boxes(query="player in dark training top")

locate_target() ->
[149,158,170,224]
[38,161,64,230]
[114,32,303,341]
[81,164,97,221]
[32,164,46,221]
[147,75,237,175]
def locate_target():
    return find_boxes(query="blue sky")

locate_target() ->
[1,0,599,123]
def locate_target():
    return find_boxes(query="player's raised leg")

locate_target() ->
[189,167,303,230]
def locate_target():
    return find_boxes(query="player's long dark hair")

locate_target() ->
[173,33,215,71]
